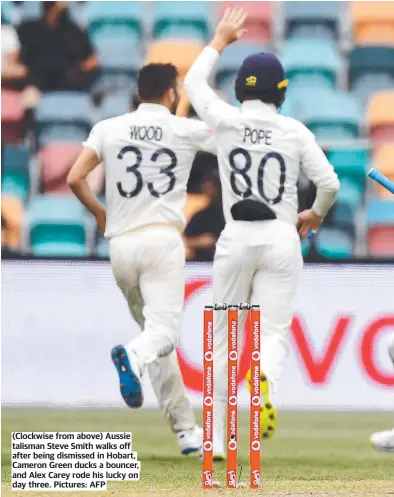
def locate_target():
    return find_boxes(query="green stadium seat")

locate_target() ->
[153,1,210,40]
[281,38,340,88]
[349,46,394,103]
[331,202,356,237]
[301,237,311,257]
[1,145,30,203]
[327,148,368,195]
[299,91,362,140]
[27,195,89,257]
[315,227,353,259]
[86,1,143,41]
[336,178,363,209]
[284,1,341,39]
[285,86,332,120]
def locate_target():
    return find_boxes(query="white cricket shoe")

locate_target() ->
[370,429,394,452]
[177,425,203,456]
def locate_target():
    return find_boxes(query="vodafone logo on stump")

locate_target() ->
[177,270,394,409]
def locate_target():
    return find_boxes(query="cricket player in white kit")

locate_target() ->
[67,63,215,455]
[185,8,340,458]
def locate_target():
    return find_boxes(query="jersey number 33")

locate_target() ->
[117,145,177,198]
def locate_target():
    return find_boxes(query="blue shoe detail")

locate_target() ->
[181,446,200,456]
[111,345,143,408]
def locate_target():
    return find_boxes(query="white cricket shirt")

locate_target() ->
[184,47,340,225]
[83,104,215,238]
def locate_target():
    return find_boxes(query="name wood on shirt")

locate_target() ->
[130,126,163,141]
[243,127,272,146]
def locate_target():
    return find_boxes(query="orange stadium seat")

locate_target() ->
[367,226,394,256]
[39,143,83,193]
[145,40,204,80]
[1,90,24,144]
[219,1,273,42]
[351,2,394,46]
[367,91,394,145]
[372,144,394,199]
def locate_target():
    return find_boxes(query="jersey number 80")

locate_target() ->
[117,146,177,198]
[229,148,286,205]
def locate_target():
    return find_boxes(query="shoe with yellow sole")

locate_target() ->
[245,369,277,439]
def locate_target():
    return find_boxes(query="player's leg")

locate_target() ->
[109,240,144,409]
[248,221,303,439]
[147,354,202,455]
[109,226,185,409]
[212,233,254,459]
[120,284,201,454]
[132,226,185,364]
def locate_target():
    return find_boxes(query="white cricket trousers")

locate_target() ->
[212,219,303,404]
[109,224,195,433]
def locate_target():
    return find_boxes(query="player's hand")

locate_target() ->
[211,7,248,52]
[297,209,323,238]
[96,210,106,237]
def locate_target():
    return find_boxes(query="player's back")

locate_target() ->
[214,101,318,226]
[90,104,203,238]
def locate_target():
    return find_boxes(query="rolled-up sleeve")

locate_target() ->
[300,127,340,217]
[83,123,103,161]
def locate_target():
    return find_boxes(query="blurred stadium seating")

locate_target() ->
[2,1,394,260]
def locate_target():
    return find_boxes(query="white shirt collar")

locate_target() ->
[137,103,171,114]
[241,100,277,114]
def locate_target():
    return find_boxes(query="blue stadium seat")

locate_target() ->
[101,92,131,120]
[299,91,362,140]
[86,1,143,41]
[1,145,30,203]
[153,1,211,40]
[366,199,394,226]
[315,227,353,259]
[349,46,394,104]
[215,42,267,89]
[27,195,89,257]
[281,38,340,88]
[20,1,42,21]
[36,92,93,146]
[96,238,110,258]
[94,40,141,94]
[284,1,341,39]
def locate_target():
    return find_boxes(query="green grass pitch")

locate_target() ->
[2,408,393,496]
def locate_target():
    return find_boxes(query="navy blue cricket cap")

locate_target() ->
[235,52,288,99]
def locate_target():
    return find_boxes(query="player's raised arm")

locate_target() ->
[297,128,340,238]
[184,7,247,130]
[67,124,106,235]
